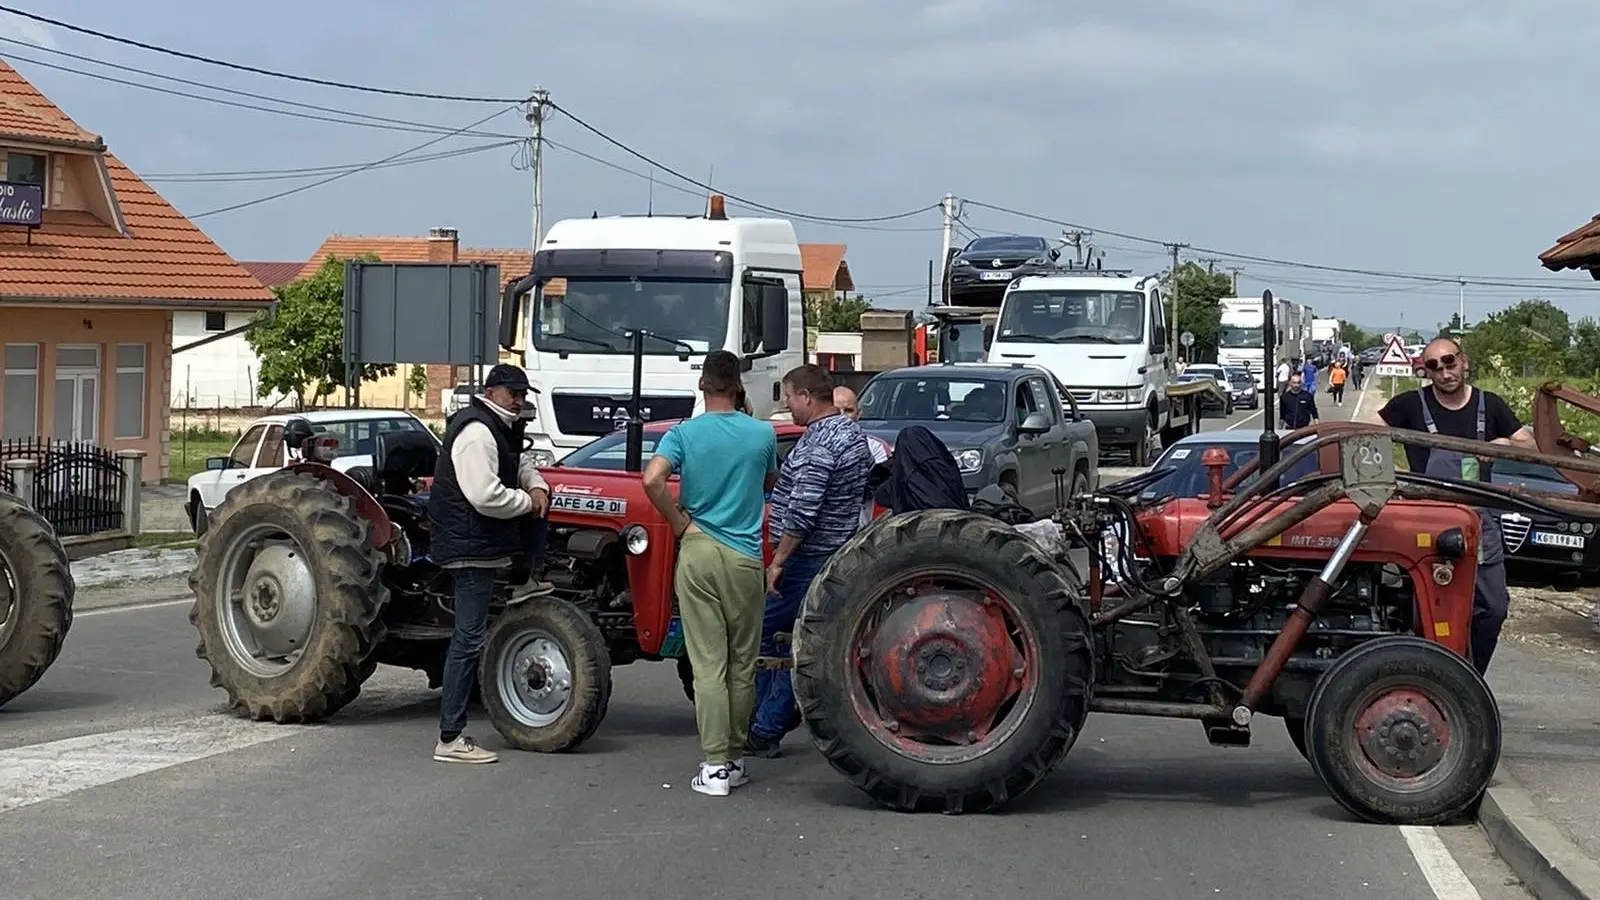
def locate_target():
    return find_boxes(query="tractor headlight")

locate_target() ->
[953,448,983,474]
[623,524,649,555]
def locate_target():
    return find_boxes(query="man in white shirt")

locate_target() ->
[1274,359,1291,393]
[834,386,891,525]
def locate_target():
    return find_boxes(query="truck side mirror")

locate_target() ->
[760,284,789,353]
[500,274,535,351]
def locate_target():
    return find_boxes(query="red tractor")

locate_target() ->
[186,414,861,749]
[787,419,1600,825]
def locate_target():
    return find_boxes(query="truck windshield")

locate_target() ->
[532,277,731,355]
[994,290,1145,345]
[1218,326,1264,348]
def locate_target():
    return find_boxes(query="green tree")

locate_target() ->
[1462,298,1571,379]
[1165,261,1230,361]
[407,364,429,408]
[815,293,873,332]
[1339,320,1375,351]
[1567,318,1600,379]
[246,255,395,408]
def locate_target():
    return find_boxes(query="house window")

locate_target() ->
[204,311,227,332]
[114,343,147,439]
[2,343,39,440]
[3,152,47,187]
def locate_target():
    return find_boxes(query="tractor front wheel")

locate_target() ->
[480,598,611,753]
[1303,635,1500,825]
[0,491,73,708]
[792,510,1095,814]
[189,472,387,722]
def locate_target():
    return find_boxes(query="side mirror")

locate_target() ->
[500,273,535,351]
[1018,411,1051,434]
[760,283,789,353]
[205,456,229,471]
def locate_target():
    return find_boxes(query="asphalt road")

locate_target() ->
[2,381,1532,900]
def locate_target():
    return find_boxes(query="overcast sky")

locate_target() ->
[4,0,1599,333]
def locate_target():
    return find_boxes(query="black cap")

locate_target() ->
[484,363,530,391]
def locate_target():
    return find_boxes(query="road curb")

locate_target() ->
[1480,770,1600,900]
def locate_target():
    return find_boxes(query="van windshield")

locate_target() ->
[1219,326,1264,348]
[532,277,731,355]
[995,289,1145,345]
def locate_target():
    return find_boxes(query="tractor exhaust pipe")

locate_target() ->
[1258,289,1280,486]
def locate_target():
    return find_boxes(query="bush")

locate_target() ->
[1476,354,1600,445]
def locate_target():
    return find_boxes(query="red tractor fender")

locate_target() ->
[283,461,394,549]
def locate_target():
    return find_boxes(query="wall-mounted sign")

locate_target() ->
[0,180,44,227]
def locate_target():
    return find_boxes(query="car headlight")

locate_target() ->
[1098,389,1127,403]
[953,448,983,474]
[1024,255,1048,266]
[1584,523,1595,535]
[623,524,649,555]
[951,258,971,267]
[527,448,556,468]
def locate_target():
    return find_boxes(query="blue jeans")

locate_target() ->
[750,550,832,741]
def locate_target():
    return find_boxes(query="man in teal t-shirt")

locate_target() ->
[641,350,778,798]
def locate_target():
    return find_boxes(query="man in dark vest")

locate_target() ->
[427,363,553,764]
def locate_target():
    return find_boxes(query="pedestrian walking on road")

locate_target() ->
[1275,359,1291,393]
[1378,337,1537,674]
[426,363,554,765]
[748,365,871,758]
[641,350,777,797]
[1279,372,1318,430]
[1328,362,1347,406]
[1301,358,1318,394]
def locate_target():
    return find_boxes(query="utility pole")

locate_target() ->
[1199,257,1221,274]
[1457,278,1466,334]
[938,194,958,305]
[525,87,552,251]
[1226,266,1244,295]
[1164,242,1189,361]
[1062,229,1092,265]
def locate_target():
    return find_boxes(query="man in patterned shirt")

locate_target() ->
[746,365,871,758]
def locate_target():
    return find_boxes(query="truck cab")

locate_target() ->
[499,198,802,464]
[916,305,998,364]
[986,270,1175,464]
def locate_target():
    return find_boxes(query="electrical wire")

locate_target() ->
[142,140,520,184]
[0,4,524,103]
[186,103,520,220]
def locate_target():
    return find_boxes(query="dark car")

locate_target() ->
[1489,459,1600,581]
[1223,365,1261,410]
[1176,367,1233,415]
[857,364,1097,517]
[947,235,1059,305]
[1358,346,1382,365]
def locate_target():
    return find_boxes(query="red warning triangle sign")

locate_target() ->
[1378,335,1412,366]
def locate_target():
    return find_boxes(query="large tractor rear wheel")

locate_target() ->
[0,491,73,708]
[1303,635,1500,825]
[792,510,1095,814]
[189,471,388,723]
[480,597,612,753]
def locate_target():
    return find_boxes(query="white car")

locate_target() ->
[185,408,439,535]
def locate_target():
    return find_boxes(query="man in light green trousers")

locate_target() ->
[642,350,778,796]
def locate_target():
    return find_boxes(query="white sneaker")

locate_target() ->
[507,579,555,604]
[727,758,749,788]
[692,762,731,797]
[434,735,499,764]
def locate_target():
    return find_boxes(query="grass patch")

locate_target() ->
[167,427,241,482]
[132,530,197,550]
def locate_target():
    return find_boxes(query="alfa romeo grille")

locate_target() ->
[1500,513,1531,553]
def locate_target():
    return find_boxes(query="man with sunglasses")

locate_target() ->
[1377,337,1538,674]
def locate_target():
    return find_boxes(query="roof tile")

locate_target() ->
[800,243,853,292]
[1539,214,1600,276]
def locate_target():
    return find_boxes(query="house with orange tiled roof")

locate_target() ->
[0,57,274,482]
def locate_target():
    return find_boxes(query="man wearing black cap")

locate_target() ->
[427,363,553,764]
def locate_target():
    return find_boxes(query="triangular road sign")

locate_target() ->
[1378,335,1412,366]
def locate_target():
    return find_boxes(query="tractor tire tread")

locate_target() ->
[0,491,74,709]
[479,597,612,753]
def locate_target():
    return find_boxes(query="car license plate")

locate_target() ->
[1530,530,1585,549]
[550,494,627,516]
[979,271,1012,281]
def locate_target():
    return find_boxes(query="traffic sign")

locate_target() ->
[1374,364,1417,379]
[1377,335,1412,366]
[1179,331,1195,347]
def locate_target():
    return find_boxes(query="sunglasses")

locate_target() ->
[1422,353,1459,371]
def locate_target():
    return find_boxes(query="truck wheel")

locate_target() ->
[1303,635,1499,825]
[189,471,388,723]
[480,597,612,752]
[0,491,73,708]
[792,510,1095,814]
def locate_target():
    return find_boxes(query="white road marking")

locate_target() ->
[75,597,191,618]
[1400,825,1483,899]
[1225,408,1264,430]
[1350,376,1373,422]
[0,717,309,814]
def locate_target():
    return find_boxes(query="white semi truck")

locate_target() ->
[498,196,804,464]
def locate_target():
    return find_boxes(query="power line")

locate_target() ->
[0,4,523,103]
[547,100,939,225]
[0,44,520,140]
[142,140,520,183]
[187,103,520,220]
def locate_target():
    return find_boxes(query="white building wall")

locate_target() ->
[170,310,288,409]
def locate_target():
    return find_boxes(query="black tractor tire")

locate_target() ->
[1284,715,1309,761]
[678,653,802,735]
[479,597,612,753]
[189,471,388,723]
[0,491,74,708]
[1303,635,1500,825]
[190,493,209,536]
[1070,465,1090,499]
[792,509,1095,814]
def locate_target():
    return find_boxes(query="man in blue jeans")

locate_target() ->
[748,364,871,758]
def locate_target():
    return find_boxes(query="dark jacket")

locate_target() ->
[874,426,970,514]
[427,397,524,566]
[1279,389,1319,430]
